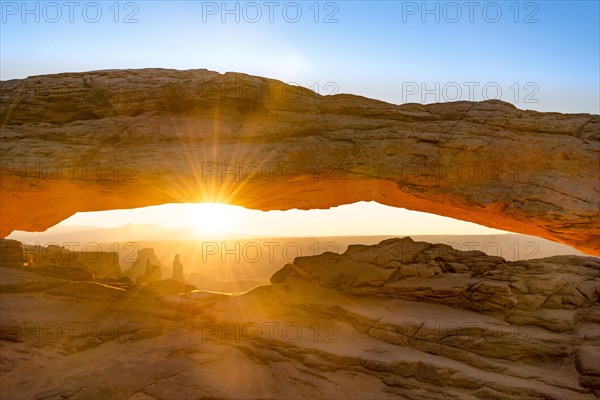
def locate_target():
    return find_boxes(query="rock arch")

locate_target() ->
[1,69,598,255]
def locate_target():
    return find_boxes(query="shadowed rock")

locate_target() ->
[1,237,599,399]
[171,254,184,282]
[122,248,166,281]
[272,237,600,331]
[1,69,598,255]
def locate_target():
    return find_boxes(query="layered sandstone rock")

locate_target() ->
[264,238,600,398]
[273,237,600,330]
[1,238,598,399]
[22,243,121,279]
[1,69,598,254]
[0,240,120,279]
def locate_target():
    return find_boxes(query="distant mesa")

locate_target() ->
[30,265,94,281]
[122,248,168,282]
[0,238,260,293]
[122,248,188,284]
[138,259,162,283]
[0,238,119,279]
[0,239,196,293]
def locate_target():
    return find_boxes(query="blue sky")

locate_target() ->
[2,1,599,113]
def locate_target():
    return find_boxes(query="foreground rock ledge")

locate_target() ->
[1,68,599,254]
[1,237,599,399]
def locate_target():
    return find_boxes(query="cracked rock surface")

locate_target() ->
[1,237,599,399]
[1,69,599,255]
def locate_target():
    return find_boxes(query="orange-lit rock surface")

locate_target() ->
[1,237,599,399]
[1,69,598,254]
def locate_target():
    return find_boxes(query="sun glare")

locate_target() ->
[191,203,237,233]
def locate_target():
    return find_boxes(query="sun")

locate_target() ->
[191,203,236,233]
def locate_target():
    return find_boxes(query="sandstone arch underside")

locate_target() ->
[0,69,598,255]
